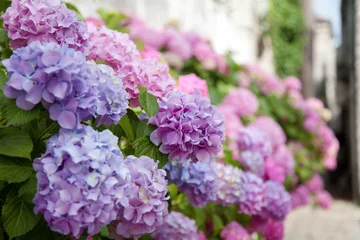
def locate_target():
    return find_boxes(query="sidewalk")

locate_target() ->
[285,200,360,240]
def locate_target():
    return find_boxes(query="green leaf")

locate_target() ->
[20,218,60,240]
[138,86,159,117]
[194,208,206,230]
[5,99,40,126]
[2,190,40,239]
[212,214,224,236]
[0,128,33,159]
[100,226,109,238]
[0,69,7,89]
[18,174,37,202]
[0,156,33,183]
[119,109,139,141]
[1,47,12,60]
[65,3,84,20]
[136,120,156,138]
[0,29,8,43]
[0,93,6,122]
[133,137,168,168]
[0,181,4,191]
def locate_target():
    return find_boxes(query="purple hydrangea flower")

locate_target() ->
[33,125,131,238]
[240,151,265,177]
[2,42,94,129]
[291,185,310,210]
[87,64,129,126]
[237,127,273,159]
[152,211,198,240]
[263,219,284,240]
[2,0,88,51]
[261,181,291,220]
[238,171,265,215]
[149,90,225,163]
[113,156,169,239]
[220,221,250,240]
[165,160,219,207]
[215,163,246,206]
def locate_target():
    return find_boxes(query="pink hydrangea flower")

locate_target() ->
[86,17,105,28]
[218,105,243,139]
[140,46,162,60]
[222,88,259,117]
[220,222,250,240]
[305,174,324,194]
[283,76,302,93]
[265,159,286,184]
[271,145,295,176]
[315,190,332,209]
[291,185,310,209]
[178,74,209,97]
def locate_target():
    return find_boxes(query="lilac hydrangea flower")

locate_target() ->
[263,219,284,240]
[87,64,129,126]
[237,127,273,159]
[261,181,291,220]
[165,160,219,207]
[149,90,225,163]
[220,221,250,240]
[2,41,95,129]
[215,163,246,206]
[152,211,198,240]
[238,171,265,215]
[240,151,265,177]
[113,156,169,239]
[291,185,310,210]
[33,125,131,238]
[2,0,88,51]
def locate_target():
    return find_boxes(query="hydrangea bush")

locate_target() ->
[0,2,339,240]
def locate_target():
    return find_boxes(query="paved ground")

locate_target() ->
[285,200,360,240]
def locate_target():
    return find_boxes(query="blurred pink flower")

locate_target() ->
[178,74,209,97]
[315,190,333,209]
[141,46,162,60]
[305,174,324,194]
[222,88,259,117]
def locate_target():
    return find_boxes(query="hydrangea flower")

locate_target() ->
[238,172,265,215]
[163,28,192,60]
[237,127,272,159]
[249,116,286,149]
[152,211,198,240]
[222,88,259,117]
[2,42,95,129]
[218,105,243,139]
[305,174,324,194]
[3,0,88,51]
[283,76,302,93]
[271,145,295,176]
[215,163,246,205]
[178,73,209,97]
[315,190,332,209]
[87,64,129,126]
[263,219,284,240]
[165,160,219,207]
[264,159,286,184]
[149,90,225,162]
[113,156,169,239]
[33,126,131,238]
[291,185,310,209]
[261,181,291,220]
[240,151,265,177]
[141,46,162,60]
[220,221,250,240]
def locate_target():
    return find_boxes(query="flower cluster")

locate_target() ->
[149,90,225,162]
[2,42,129,129]
[238,172,265,215]
[113,156,169,239]
[87,25,175,107]
[152,211,198,240]
[2,0,88,51]
[177,73,209,97]
[33,126,131,238]
[165,160,219,207]
[222,88,259,117]
[220,221,250,240]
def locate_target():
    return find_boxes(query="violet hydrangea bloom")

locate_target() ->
[261,181,291,220]
[165,160,219,207]
[152,211,198,240]
[114,156,169,239]
[2,42,96,129]
[149,90,225,162]
[33,125,131,238]
[240,151,265,177]
[271,145,295,176]
[220,221,250,240]
[87,64,129,126]
[215,163,246,206]
[291,185,310,210]
[2,0,88,51]
[222,88,259,117]
[178,73,209,97]
[237,127,273,159]
[238,171,265,215]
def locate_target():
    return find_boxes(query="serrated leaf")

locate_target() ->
[0,69,7,89]
[0,156,33,183]
[18,174,36,202]
[0,94,6,122]
[1,48,12,60]
[0,128,33,159]
[119,109,139,141]
[20,218,60,240]
[138,86,159,117]
[5,99,40,126]
[136,120,156,138]
[133,137,168,168]
[2,190,40,239]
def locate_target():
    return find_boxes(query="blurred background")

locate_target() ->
[67,0,360,238]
